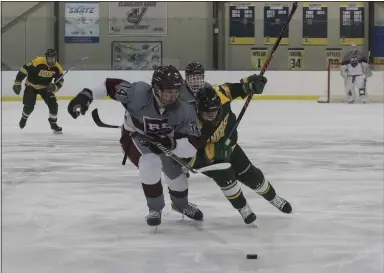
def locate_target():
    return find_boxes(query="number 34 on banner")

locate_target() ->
[288,48,305,70]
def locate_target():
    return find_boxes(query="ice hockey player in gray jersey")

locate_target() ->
[67,65,204,227]
[160,62,211,193]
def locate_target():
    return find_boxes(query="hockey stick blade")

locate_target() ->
[194,163,231,172]
[91,109,121,128]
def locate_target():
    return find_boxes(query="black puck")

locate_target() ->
[246,254,258,259]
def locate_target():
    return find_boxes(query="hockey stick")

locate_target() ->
[54,56,89,85]
[92,108,121,128]
[225,2,298,145]
[90,109,231,173]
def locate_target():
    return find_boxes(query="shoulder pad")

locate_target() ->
[31,57,47,67]
[54,62,64,74]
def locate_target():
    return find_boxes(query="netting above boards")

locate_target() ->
[111,41,162,70]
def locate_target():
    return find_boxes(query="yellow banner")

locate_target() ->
[251,47,268,70]
[325,48,342,67]
[288,48,305,70]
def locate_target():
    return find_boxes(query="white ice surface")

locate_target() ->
[1,100,384,273]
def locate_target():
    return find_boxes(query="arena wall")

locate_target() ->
[2,70,383,101]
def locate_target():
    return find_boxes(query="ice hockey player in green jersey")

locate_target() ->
[190,75,292,224]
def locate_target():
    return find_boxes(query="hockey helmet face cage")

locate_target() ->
[197,86,221,122]
[152,65,184,107]
[350,55,358,67]
[45,49,57,66]
[185,62,205,93]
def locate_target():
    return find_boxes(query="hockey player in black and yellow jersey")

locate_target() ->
[13,49,64,133]
[191,76,292,225]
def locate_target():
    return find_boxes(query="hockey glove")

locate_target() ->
[242,74,267,95]
[149,136,177,155]
[47,83,59,93]
[67,88,93,119]
[205,142,232,162]
[13,82,22,95]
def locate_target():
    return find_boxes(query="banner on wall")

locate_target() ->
[302,3,328,45]
[229,3,255,45]
[340,2,365,45]
[288,48,305,70]
[111,41,162,70]
[264,4,289,45]
[109,2,167,36]
[325,48,342,67]
[251,47,268,70]
[64,2,99,43]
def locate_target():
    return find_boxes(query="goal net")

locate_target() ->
[318,63,384,103]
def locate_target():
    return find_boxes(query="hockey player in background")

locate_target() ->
[341,50,372,103]
[13,49,64,133]
[190,80,292,225]
[67,65,204,227]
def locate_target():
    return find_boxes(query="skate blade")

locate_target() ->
[249,222,258,228]
[150,226,159,233]
[52,130,63,135]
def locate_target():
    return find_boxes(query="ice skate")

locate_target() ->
[48,118,63,134]
[19,116,27,129]
[270,195,292,214]
[171,202,203,221]
[238,203,257,225]
[146,209,162,227]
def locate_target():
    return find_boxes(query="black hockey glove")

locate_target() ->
[67,88,93,119]
[13,83,22,95]
[242,74,267,95]
[47,83,59,93]
[149,136,177,155]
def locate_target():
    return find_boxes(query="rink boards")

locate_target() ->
[1,70,383,101]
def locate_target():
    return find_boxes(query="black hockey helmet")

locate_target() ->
[185,62,205,93]
[45,48,57,66]
[197,85,221,122]
[152,65,184,108]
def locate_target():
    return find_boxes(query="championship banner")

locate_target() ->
[111,41,162,70]
[264,4,289,45]
[109,2,167,36]
[288,48,304,70]
[64,2,99,43]
[251,47,268,70]
[302,3,327,45]
[325,48,342,66]
[229,3,255,45]
[340,3,365,45]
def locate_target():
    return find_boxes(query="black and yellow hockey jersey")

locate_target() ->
[14,56,64,91]
[192,82,246,163]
